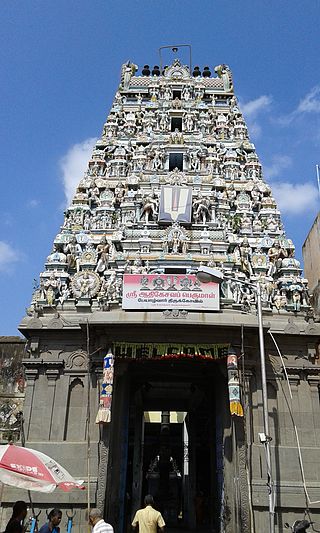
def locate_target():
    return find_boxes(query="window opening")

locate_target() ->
[164,267,187,274]
[169,153,183,171]
[171,117,183,132]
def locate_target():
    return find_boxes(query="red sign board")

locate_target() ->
[122,274,220,311]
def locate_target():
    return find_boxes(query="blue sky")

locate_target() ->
[1,0,319,335]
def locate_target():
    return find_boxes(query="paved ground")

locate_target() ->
[165,526,214,533]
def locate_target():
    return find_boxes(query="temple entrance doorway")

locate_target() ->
[122,359,225,532]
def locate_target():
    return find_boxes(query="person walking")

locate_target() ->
[5,501,28,533]
[132,495,165,533]
[39,508,62,533]
[89,508,113,533]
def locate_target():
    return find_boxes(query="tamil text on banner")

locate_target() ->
[122,274,220,311]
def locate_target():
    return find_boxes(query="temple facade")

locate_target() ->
[9,57,320,532]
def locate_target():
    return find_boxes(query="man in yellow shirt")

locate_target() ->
[132,495,165,533]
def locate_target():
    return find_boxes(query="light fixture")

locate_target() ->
[196,265,224,284]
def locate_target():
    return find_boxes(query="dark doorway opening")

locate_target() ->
[169,153,183,171]
[123,360,222,532]
[171,117,183,132]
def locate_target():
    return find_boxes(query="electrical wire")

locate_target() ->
[268,331,320,509]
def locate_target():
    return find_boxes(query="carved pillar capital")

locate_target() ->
[45,369,60,383]
[23,360,41,382]
[307,375,320,388]
[285,368,301,386]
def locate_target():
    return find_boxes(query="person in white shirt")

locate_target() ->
[89,508,113,533]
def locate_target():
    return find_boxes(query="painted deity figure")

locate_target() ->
[182,86,191,101]
[158,111,169,132]
[121,61,138,89]
[267,241,288,276]
[252,216,262,233]
[140,193,158,224]
[167,223,185,254]
[171,129,183,144]
[189,149,201,171]
[59,283,71,306]
[184,112,195,132]
[47,244,66,263]
[104,272,118,302]
[64,237,82,272]
[44,273,60,305]
[193,194,211,224]
[115,181,126,203]
[272,289,284,312]
[163,86,172,101]
[95,236,111,274]
[214,64,233,92]
[292,290,302,312]
[240,286,255,312]
[78,272,91,297]
[238,238,253,277]
[151,148,164,171]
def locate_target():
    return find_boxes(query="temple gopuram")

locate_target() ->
[10,55,320,532]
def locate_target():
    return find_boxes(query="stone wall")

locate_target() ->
[0,333,99,533]
[0,337,25,443]
[1,315,320,532]
[303,212,320,293]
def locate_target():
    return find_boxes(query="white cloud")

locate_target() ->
[0,241,19,272]
[247,122,261,138]
[60,137,97,206]
[272,182,318,215]
[277,86,320,125]
[297,86,320,114]
[263,155,292,179]
[241,95,272,118]
[239,95,272,139]
[28,199,39,208]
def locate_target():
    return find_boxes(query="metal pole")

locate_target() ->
[20,415,35,516]
[86,320,91,531]
[256,284,275,533]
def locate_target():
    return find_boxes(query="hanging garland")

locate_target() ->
[227,353,244,417]
[96,344,244,424]
[95,351,114,424]
[113,342,229,359]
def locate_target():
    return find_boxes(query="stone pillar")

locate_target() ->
[131,405,144,515]
[50,374,70,441]
[308,374,320,445]
[187,411,197,529]
[182,419,190,525]
[288,372,300,416]
[97,424,111,514]
[234,417,252,533]
[45,368,59,441]
[23,364,39,440]
[219,372,236,533]
[105,361,130,533]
